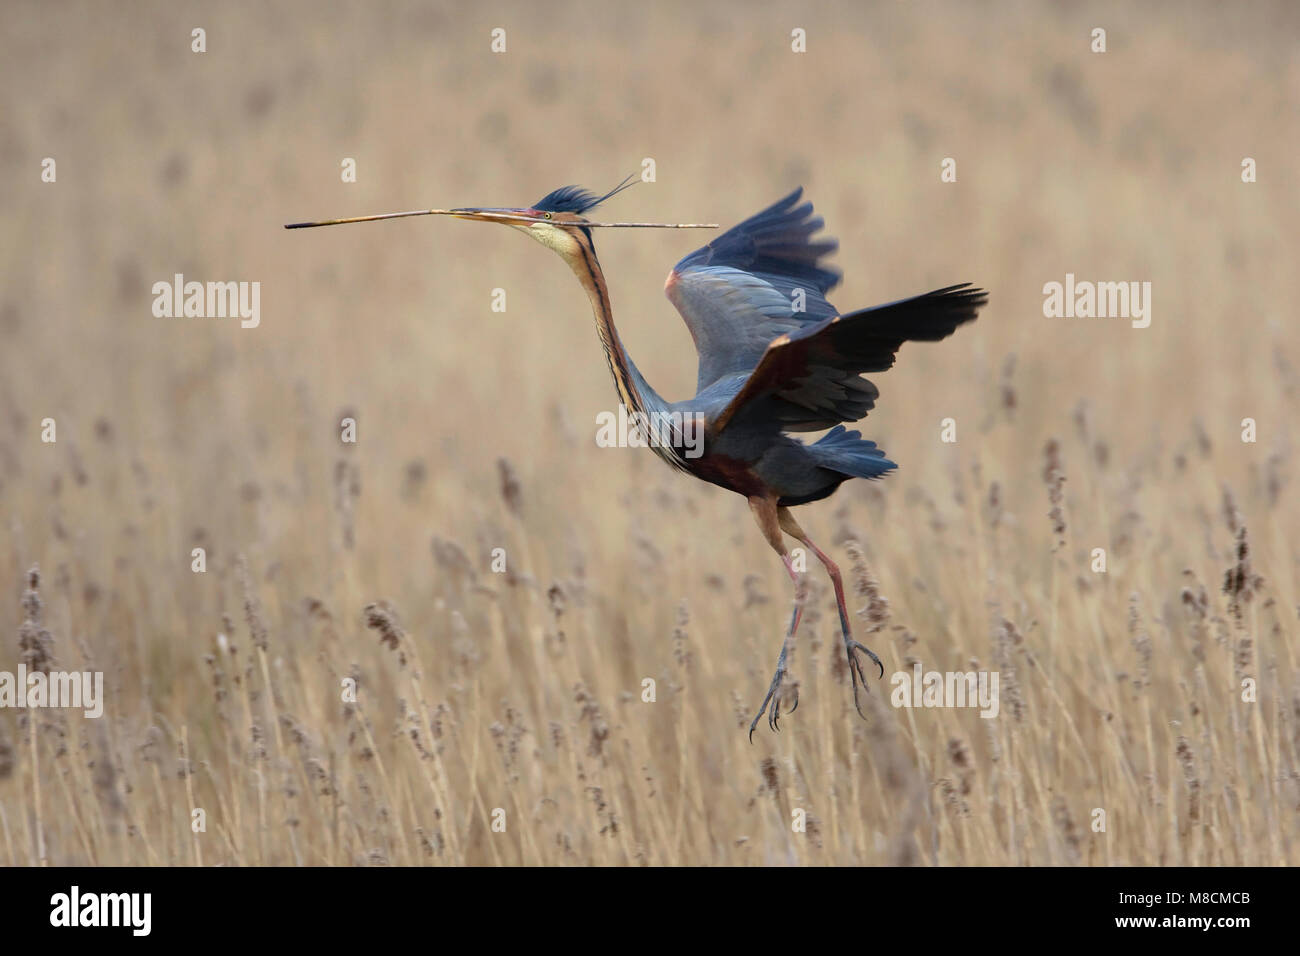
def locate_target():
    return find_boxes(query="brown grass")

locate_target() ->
[1,0,1298,865]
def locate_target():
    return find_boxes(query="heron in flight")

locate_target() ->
[287,179,987,737]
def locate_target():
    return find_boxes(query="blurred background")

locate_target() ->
[1,1,1297,865]
[4,0,1297,565]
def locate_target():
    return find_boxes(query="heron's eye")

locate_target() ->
[543,212,552,220]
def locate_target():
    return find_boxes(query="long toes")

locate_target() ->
[749,680,781,742]
[849,640,885,680]
[748,698,768,742]
[851,683,869,720]
[847,651,869,694]
[843,646,876,722]
[846,669,870,721]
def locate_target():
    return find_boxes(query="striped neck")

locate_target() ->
[563,233,685,470]
[566,233,652,417]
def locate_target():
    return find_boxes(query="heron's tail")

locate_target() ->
[809,425,897,480]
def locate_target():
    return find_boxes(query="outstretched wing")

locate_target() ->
[712,284,989,434]
[665,189,841,394]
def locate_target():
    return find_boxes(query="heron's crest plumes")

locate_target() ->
[534,174,638,214]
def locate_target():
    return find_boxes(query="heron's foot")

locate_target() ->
[845,639,883,720]
[748,659,798,741]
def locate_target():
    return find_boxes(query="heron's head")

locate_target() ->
[448,180,636,260]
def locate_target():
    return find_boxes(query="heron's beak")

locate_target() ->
[447,207,547,225]
[284,207,548,229]
[285,207,716,230]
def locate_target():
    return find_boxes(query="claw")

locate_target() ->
[849,640,884,679]
[844,640,883,721]
[749,601,802,741]
[749,664,788,741]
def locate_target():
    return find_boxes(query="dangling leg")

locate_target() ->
[747,495,806,740]
[778,506,883,720]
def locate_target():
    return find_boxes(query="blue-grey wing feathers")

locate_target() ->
[665,188,843,393]
[664,189,987,441]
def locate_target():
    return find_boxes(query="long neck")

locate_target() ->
[565,233,666,418]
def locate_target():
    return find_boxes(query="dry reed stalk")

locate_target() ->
[1043,439,1066,550]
